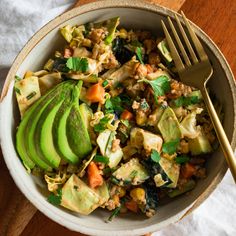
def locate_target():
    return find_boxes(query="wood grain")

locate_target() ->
[181,0,236,77]
[74,0,186,11]
[0,0,235,236]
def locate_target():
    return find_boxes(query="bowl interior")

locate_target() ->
[0,3,235,236]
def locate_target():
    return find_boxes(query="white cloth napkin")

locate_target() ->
[0,1,235,235]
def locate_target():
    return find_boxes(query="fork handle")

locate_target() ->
[201,87,236,183]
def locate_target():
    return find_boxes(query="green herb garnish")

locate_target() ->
[151,150,161,163]
[94,116,111,132]
[47,189,62,206]
[105,96,124,114]
[174,96,199,107]
[26,91,37,100]
[14,87,21,95]
[130,170,138,178]
[15,75,22,81]
[102,80,109,87]
[136,47,144,64]
[175,155,190,164]
[94,154,109,164]
[162,139,180,155]
[66,57,88,72]
[139,76,170,102]
[107,205,122,221]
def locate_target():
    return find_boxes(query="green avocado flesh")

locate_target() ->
[16,80,92,171]
[53,96,79,164]
[66,83,92,161]
[16,82,67,170]
[26,82,72,170]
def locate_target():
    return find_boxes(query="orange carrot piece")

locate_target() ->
[125,200,138,213]
[87,161,103,188]
[86,83,105,103]
[181,163,196,179]
[121,109,133,121]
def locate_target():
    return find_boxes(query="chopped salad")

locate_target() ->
[15,17,218,220]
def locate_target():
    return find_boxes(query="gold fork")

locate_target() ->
[161,11,236,183]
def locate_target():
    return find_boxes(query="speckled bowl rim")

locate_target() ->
[0,0,235,235]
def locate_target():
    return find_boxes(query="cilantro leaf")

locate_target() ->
[139,76,170,102]
[105,96,124,115]
[94,155,109,164]
[151,150,161,163]
[94,116,111,132]
[14,87,21,95]
[102,80,109,87]
[175,155,190,164]
[66,57,88,72]
[162,139,180,155]
[47,189,62,206]
[136,47,144,64]
[174,96,199,107]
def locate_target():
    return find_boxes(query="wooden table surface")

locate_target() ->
[0,0,235,235]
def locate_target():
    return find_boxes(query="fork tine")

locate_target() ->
[181,11,208,61]
[161,20,185,71]
[167,17,191,66]
[174,14,198,64]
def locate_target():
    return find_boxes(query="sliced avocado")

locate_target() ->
[158,107,182,142]
[26,81,74,170]
[53,90,79,164]
[67,81,92,161]
[189,129,212,155]
[112,158,149,186]
[16,95,44,171]
[16,81,70,171]
[39,101,64,168]
[79,103,94,140]
[35,83,75,168]
[61,174,101,215]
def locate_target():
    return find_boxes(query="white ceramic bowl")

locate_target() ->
[1,1,236,235]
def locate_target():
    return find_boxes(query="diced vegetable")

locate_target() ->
[130,188,146,204]
[130,128,163,153]
[157,39,173,63]
[86,83,105,103]
[121,109,133,120]
[87,161,104,188]
[158,107,182,142]
[188,129,212,155]
[96,130,123,168]
[167,180,196,198]
[104,17,120,44]
[181,163,196,179]
[15,76,41,117]
[180,108,203,139]
[38,72,62,95]
[61,174,101,215]
[112,158,149,186]
[125,200,138,213]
